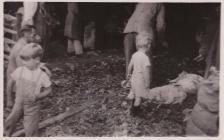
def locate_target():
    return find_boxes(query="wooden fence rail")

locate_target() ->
[4,14,17,67]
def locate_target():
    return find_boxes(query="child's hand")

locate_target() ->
[194,54,205,62]
[28,94,38,102]
[40,63,52,77]
[33,34,41,43]
[121,80,128,88]
[126,74,131,80]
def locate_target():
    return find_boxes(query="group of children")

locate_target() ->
[4,21,153,136]
[5,25,52,136]
[5,23,211,137]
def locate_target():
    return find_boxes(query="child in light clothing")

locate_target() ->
[127,31,152,116]
[6,25,42,109]
[5,43,52,137]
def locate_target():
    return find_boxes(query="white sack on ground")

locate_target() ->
[186,67,219,136]
[84,22,95,50]
[169,71,204,94]
[143,72,204,104]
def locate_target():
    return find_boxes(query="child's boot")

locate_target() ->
[130,106,143,117]
[130,99,142,117]
[130,97,143,117]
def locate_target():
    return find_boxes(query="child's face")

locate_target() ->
[25,28,37,43]
[22,57,41,70]
[137,44,150,53]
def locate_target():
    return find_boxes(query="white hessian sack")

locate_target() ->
[186,67,219,136]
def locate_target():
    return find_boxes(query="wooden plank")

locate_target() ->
[4,47,12,54]
[4,60,9,64]
[4,38,15,45]
[4,42,12,55]
[11,100,98,137]
[4,42,13,49]
[4,61,9,69]
[4,22,14,29]
[4,49,11,54]
[4,53,10,61]
[4,28,17,35]
[4,14,16,22]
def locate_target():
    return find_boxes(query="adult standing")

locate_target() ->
[194,6,220,78]
[22,2,58,59]
[64,2,83,56]
[186,5,220,136]
[123,3,166,78]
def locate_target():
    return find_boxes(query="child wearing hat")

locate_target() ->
[5,43,52,136]
[126,31,152,116]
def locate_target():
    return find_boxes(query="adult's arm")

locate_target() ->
[156,4,166,42]
[195,22,217,62]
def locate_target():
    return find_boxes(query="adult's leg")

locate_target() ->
[124,33,136,76]
[74,40,84,55]
[34,9,49,60]
[67,39,75,54]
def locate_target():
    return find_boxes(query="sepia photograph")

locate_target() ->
[2,1,221,137]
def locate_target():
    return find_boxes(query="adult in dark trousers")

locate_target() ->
[64,2,84,56]
[23,2,59,59]
[123,3,166,79]
[14,7,24,40]
[186,5,220,136]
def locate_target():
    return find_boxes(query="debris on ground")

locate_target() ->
[4,49,201,136]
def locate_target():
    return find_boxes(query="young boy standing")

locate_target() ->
[6,25,37,108]
[5,43,52,137]
[127,32,152,116]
